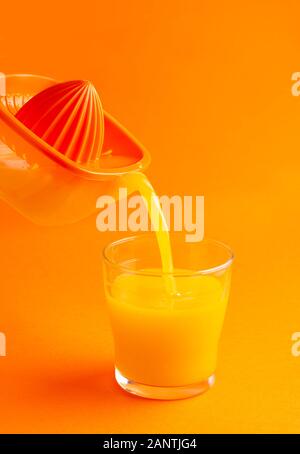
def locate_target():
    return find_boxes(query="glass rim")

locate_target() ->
[102,233,234,277]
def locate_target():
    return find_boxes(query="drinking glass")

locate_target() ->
[103,234,234,400]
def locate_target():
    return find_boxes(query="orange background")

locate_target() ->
[1,0,300,433]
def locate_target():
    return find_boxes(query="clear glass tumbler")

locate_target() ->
[103,234,234,400]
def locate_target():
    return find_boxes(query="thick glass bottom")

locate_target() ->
[115,368,215,400]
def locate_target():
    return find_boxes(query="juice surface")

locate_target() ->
[106,270,229,387]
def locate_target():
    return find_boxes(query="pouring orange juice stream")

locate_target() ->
[119,171,177,296]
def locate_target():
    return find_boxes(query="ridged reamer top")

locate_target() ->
[15,80,104,165]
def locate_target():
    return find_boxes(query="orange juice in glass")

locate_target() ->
[103,234,233,400]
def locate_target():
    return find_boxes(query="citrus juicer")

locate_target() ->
[0,74,150,225]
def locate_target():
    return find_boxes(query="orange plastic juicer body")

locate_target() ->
[0,74,150,225]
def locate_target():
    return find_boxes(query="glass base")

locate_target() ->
[115,368,215,400]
